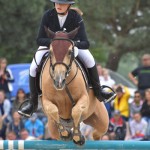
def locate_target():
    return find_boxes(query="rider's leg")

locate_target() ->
[77,49,115,102]
[18,47,49,117]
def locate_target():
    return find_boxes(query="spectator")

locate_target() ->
[6,131,17,140]
[101,134,110,140]
[97,64,103,77]
[80,122,93,140]
[0,90,11,123]
[97,67,115,118]
[128,54,150,97]
[25,113,44,139]
[104,102,112,119]
[0,58,14,99]
[129,112,147,140]
[141,89,150,118]
[0,116,7,140]
[12,89,26,113]
[20,129,29,140]
[108,110,126,140]
[20,129,36,140]
[99,68,116,118]
[100,68,115,87]
[114,85,130,121]
[129,91,143,119]
[140,89,150,138]
[7,111,24,139]
[97,64,111,118]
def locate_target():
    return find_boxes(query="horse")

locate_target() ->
[41,27,109,145]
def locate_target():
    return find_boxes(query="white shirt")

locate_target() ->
[58,14,68,28]
[99,76,115,87]
[130,119,148,137]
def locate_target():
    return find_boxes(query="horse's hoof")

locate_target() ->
[73,135,85,146]
[60,130,73,141]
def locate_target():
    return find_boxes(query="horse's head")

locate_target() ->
[45,27,79,90]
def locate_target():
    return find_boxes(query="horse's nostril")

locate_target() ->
[62,79,66,85]
[54,80,57,86]
[56,81,60,87]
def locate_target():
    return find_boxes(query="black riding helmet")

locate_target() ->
[50,0,75,4]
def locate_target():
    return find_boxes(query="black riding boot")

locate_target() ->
[88,65,116,103]
[18,76,38,117]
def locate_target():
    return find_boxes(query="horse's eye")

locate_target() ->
[68,50,72,56]
[50,51,53,56]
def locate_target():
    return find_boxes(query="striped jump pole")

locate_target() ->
[0,140,150,150]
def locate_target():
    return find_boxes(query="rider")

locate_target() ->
[18,0,116,118]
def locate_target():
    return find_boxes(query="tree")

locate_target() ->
[0,0,47,63]
[0,0,150,70]
[78,0,150,71]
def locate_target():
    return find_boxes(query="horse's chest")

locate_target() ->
[54,93,73,118]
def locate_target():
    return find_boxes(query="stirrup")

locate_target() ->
[104,93,117,103]
[18,110,32,118]
[101,85,116,103]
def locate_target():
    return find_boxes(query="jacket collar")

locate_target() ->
[52,9,73,31]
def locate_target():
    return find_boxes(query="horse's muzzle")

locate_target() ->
[54,78,66,90]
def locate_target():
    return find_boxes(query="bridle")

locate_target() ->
[49,37,78,106]
[49,37,75,80]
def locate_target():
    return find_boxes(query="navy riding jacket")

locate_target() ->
[36,9,90,49]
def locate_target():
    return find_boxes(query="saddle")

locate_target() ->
[35,53,92,95]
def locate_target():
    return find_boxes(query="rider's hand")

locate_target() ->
[73,41,78,47]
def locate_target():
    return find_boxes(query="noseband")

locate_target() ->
[49,38,75,78]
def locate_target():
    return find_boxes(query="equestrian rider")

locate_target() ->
[18,0,116,118]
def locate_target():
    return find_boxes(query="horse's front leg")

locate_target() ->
[42,99,72,141]
[72,95,88,145]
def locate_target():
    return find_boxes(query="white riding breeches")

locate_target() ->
[30,46,95,77]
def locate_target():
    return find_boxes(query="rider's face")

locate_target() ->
[55,3,70,14]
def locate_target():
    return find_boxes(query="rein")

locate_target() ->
[65,62,79,107]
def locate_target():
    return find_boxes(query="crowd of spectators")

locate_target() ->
[0,54,150,141]
[101,53,150,141]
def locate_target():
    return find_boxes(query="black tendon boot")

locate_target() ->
[88,65,116,103]
[18,76,38,117]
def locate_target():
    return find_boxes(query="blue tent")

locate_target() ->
[7,63,30,98]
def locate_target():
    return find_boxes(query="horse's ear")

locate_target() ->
[67,27,80,39]
[44,26,55,39]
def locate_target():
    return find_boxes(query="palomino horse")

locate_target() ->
[41,27,109,145]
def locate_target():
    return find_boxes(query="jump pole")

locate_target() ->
[0,140,150,150]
